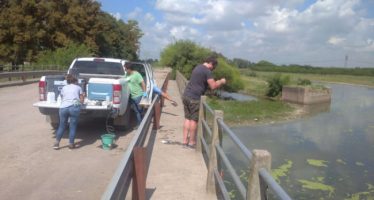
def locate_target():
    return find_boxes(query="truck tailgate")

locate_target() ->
[33,101,112,110]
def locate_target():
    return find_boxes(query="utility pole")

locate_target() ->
[344,54,348,68]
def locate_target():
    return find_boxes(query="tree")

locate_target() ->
[160,39,244,92]
[36,43,92,68]
[231,58,253,68]
[160,39,211,79]
[0,0,143,65]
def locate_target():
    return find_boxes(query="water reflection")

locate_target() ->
[219,91,257,101]
[228,84,374,199]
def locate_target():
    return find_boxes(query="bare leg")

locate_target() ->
[183,119,191,144]
[188,120,198,145]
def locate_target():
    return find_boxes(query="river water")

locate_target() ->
[227,84,374,199]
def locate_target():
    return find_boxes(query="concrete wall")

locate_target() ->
[282,86,331,104]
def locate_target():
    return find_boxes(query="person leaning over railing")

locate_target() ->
[152,80,178,106]
[124,63,147,127]
[182,56,226,149]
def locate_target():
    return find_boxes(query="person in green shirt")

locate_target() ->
[124,63,147,126]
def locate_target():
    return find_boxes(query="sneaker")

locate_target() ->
[187,144,196,149]
[68,143,75,149]
[182,143,188,148]
[53,142,59,150]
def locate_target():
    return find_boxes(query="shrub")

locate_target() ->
[160,40,244,92]
[266,74,290,97]
[297,78,311,86]
[36,43,93,69]
[213,57,244,92]
[248,71,257,77]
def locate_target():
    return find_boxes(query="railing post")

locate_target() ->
[247,149,272,200]
[153,98,161,130]
[196,95,207,152]
[132,147,147,200]
[206,110,223,193]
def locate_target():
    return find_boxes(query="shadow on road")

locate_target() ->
[51,117,135,149]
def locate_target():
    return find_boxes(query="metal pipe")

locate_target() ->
[215,143,247,199]
[218,119,252,161]
[259,168,292,200]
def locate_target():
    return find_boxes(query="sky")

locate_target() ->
[97,0,374,68]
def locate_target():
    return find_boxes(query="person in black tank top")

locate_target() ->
[182,57,227,148]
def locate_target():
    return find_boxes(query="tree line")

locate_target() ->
[0,0,142,66]
[230,59,374,77]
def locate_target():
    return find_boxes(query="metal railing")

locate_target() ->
[0,64,64,72]
[175,70,292,200]
[101,72,169,200]
[0,70,65,87]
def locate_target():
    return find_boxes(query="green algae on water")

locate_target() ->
[298,179,335,197]
[336,159,346,165]
[344,183,374,200]
[316,177,324,182]
[272,160,293,183]
[307,159,328,167]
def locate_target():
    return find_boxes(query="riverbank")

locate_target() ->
[211,70,374,127]
[207,97,305,127]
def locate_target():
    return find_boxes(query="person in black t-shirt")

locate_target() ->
[182,57,226,149]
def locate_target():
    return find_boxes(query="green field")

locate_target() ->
[240,70,374,93]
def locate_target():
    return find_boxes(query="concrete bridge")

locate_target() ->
[0,69,214,200]
[0,68,290,200]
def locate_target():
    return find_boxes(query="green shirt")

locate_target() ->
[125,71,144,99]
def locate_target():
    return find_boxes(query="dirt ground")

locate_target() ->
[0,82,136,200]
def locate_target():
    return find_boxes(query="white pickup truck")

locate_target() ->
[33,57,154,130]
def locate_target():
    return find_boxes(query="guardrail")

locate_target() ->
[0,70,65,87]
[101,72,170,200]
[0,64,63,72]
[175,70,292,200]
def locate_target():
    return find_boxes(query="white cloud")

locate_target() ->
[144,13,155,22]
[111,12,121,21]
[128,7,142,19]
[328,36,346,45]
[255,6,298,33]
[129,0,374,67]
[170,26,199,40]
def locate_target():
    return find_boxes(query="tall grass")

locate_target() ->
[208,97,293,126]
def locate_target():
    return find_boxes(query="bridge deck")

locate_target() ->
[0,69,215,200]
[145,69,216,199]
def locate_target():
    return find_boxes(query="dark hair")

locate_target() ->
[125,62,135,70]
[66,74,78,84]
[204,56,218,68]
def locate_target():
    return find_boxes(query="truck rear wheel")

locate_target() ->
[113,104,132,130]
[46,115,59,130]
[50,123,59,130]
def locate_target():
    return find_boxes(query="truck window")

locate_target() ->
[130,63,146,78]
[72,61,124,75]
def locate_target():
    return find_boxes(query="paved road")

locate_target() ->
[0,80,136,199]
[0,69,216,200]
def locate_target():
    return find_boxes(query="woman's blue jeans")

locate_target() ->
[131,96,143,126]
[56,105,81,144]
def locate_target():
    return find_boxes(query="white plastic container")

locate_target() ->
[47,92,55,103]
[57,95,62,105]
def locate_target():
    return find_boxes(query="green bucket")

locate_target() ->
[101,134,115,150]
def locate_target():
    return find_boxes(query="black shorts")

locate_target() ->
[182,96,200,121]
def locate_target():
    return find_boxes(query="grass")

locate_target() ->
[207,97,293,126]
